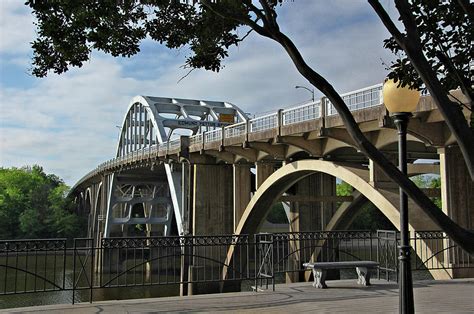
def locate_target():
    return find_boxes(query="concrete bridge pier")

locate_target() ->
[255,162,275,190]
[93,175,110,274]
[233,164,252,232]
[286,173,337,283]
[181,163,235,295]
[192,164,234,235]
[438,146,474,278]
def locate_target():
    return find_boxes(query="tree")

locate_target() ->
[0,166,85,239]
[336,181,353,197]
[336,181,395,231]
[26,0,474,253]
[369,0,474,178]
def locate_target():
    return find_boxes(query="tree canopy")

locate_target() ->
[370,0,474,178]
[383,0,472,98]
[0,165,85,239]
[26,0,474,253]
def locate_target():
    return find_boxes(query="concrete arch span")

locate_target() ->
[223,160,450,285]
[233,159,440,235]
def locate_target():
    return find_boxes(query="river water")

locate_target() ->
[0,254,181,309]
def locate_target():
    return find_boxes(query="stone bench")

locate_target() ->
[303,261,379,288]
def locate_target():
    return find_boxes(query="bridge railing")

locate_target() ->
[282,100,321,125]
[224,122,246,138]
[204,128,222,143]
[325,83,383,116]
[190,133,203,146]
[74,83,390,185]
[168,139,181,151]
[250,112,278,133]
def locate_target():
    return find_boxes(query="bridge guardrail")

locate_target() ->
[204,129,222,143]
[282,100,321,125]
[325,83,383,116]
[190,134,203,146]
[73,83,391,188]
[168,139,181,151]
[224,122,246,138]
[250,112,278,133]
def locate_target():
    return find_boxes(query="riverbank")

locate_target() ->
[2,279,472,313]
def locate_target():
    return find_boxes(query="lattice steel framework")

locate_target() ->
[104,96,247,237]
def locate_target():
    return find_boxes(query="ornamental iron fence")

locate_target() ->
[0,230,472,306]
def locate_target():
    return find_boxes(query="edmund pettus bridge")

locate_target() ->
[2,83,473,306]
[68,82,472,283]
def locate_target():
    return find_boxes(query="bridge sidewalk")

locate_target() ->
[2,279,473,313]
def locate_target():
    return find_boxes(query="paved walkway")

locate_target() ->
[2,279,473,313]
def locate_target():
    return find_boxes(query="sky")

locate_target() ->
[0,0,399,186]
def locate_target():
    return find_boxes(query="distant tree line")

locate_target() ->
[0,165,86,239]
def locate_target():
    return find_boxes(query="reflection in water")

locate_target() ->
[0,255,179,309]
[0,285,179,309]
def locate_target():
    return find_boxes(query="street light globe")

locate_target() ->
[382,79,420,113]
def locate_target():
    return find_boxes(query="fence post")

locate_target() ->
[254,234,258,292]
[63,242,67,290]
[413,231,417,270]
[72,239,76,305]
[376,230,381,280]
[271,233,275,292]
[90,238,94,303]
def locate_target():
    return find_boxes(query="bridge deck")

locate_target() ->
[3,279,473,313]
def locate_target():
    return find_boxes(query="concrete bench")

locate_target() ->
[303,261,379,288]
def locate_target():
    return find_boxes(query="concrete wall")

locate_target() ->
[233,164,252,232]
[289,173,336,232]
[192,164,234,235]
[439,146,474,229]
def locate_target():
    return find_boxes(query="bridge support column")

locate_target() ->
[369,154,398,189]
[287,173,336,283]
[438,146,474,278]
[255,162,275,189]
[233,164,252,232]
[288,173,336,232]
[439,146,474,229]
[189,164,236,295]
[192,164,234,235]
[94,175,109,274]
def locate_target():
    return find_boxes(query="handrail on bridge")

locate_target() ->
[72,84,384,189]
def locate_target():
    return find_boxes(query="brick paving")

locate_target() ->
[2,279,473,313]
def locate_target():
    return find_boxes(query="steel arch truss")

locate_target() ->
[105,96,247,237]
[116,96,247,157]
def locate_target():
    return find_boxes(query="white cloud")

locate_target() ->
[0,1,35,56]
[0,1,398,186]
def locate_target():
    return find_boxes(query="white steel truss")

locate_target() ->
[104,96,247,237]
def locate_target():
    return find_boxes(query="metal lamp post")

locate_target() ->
[295,85,315,102]
[382,79,420,314]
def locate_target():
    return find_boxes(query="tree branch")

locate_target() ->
[456,0,474,19]
[200,0,271,38]
[368,0,406,43]
[242,0,266,23]
[370,0,474,180]
[258,0,279,31]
